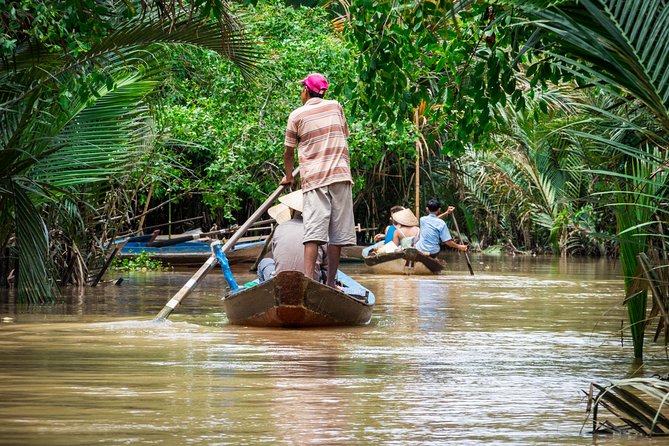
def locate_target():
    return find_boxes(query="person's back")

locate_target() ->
[272,216,326,281]
[396,226,419,248]
[414,198,467,256]
[391,208,420,249]
[384,225,397,244]
[286,98,351,192]
[415,214,447,255]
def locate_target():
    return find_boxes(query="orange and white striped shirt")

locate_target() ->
[285,98,353,192]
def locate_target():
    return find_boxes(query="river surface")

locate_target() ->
[1,254,667,445]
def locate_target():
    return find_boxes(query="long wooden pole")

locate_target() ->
[415,139,420,219]
[154,168,299,320]
[451,214,474,276]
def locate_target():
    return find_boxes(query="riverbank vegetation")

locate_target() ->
[1,0,667,359]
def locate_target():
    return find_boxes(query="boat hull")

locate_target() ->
[363,247,443,275]
[223,271,374,327]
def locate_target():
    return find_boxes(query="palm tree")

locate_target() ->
[0,4,260,303]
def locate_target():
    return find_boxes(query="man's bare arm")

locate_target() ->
[438,206,455,219]
[281,145,295,185]
[444,239,467,252]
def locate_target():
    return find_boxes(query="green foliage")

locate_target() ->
[512,0,669,128]
[0,1,260,303]
[505,0,669,357]
[157,1,416,222]
[346,1,534,154]
[111,251,167,271]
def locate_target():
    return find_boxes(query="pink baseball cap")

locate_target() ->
[299,73,329,94]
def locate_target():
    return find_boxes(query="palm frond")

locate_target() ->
[519,0,669,127]
[32,75,157,187]
[13,183,58,304]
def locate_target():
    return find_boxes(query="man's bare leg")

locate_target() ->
[326,245,342,288]
[304,241,319,279]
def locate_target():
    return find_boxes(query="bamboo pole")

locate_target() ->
[415,140,420,218]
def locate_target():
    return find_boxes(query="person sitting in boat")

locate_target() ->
[364,205,404,256]
[257,189,328,283]
[373,205,404,243]
[414,198,467,258]
[391,208,420,249]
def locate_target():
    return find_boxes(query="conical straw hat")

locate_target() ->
[278,189,303,213]
[392,208,418,227]
[268,203,291,225]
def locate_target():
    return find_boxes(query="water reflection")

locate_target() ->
[0,256,665,445]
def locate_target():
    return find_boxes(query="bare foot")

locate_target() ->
[327,282,343,291]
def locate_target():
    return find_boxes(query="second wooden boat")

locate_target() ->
[223,270,374,327]
[118,240,264,266]
[363,247,443,275]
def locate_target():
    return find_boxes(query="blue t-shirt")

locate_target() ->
[384,225,397,244]
[415,214,452,255]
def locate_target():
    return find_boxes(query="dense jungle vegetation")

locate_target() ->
[1,0,668,358]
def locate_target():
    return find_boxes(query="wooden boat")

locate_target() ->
[363,247,443,275]
[118,239,264,266]
[223,270,375,327]
[340,245,366,263]
[118,239,364,266]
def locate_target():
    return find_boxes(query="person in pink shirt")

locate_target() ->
[280,73,355,289]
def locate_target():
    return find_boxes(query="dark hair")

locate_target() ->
[427,199,441,212]
[307,88,325,98]
[389,205,404,223]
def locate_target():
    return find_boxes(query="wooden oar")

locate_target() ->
[451,214,474,276]
[154,168,299,320]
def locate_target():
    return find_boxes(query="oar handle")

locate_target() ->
[451,214,474,276]
[154,168,300,320]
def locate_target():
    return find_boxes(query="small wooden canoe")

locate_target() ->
[363,247,443,275]
[118,240,264,266]
[223,270,375,327]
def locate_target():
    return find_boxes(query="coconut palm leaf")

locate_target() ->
[2,11,261,81]
[614,153,667,358]
[512,0,669,127]
[33,77,157,187]
[0,6,262,303]
[13,184,58,304]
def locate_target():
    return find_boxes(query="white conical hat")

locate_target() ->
[278,189,303,213]
[268,203,291,225]
[392,208,419,227]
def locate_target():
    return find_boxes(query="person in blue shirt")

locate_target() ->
[363,205,404,257]
[415,199,468,257]
[373,205,404,243]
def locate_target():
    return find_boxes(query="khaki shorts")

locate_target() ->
[303,182,356,246]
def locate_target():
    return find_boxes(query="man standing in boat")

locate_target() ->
[415,199,468,257]
[281,73,356,289]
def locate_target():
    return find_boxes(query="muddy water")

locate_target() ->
[0,255,666,445]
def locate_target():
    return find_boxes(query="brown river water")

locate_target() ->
[1,254,667,445]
